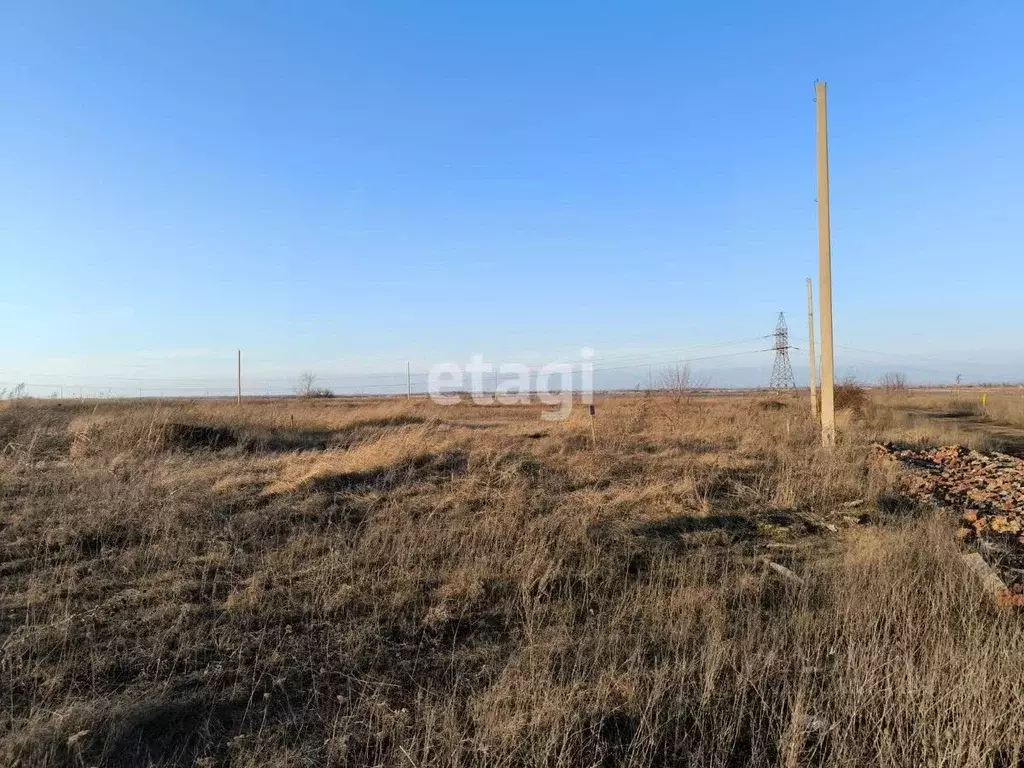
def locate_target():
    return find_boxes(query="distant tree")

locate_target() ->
[296,371,334,398]
[880,371,908,397]
[297,371,318,397]
[653,365,711,428]
[2,383,27,408]
[658,363,709,407]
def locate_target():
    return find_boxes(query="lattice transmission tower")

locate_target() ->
[768,312,797,390]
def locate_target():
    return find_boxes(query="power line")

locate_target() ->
[7,336,771,386]
[12,336,1017,396]
[0,346,780,396]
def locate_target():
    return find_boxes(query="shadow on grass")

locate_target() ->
[634,513,759,543]
[10,690,248,768]
[307,451,468,494]
[160,423,237,451]
[234,415,429,453]
[876,490,925,520]
[669,439,727,454]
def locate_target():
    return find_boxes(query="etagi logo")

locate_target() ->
[427,348,594,421]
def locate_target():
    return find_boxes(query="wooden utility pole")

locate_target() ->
[815,81,836,446]
[237,349,242,405]
[407,361,412,398]
[806,277,818,418]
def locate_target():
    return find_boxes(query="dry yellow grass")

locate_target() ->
[1,393,1021,766]
[263,425,457,495]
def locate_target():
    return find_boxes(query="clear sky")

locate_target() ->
[3,1,1022,395]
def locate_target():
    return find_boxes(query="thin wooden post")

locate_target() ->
[806,277,818,418]
[815,81,836,446]
[237,349,242,405]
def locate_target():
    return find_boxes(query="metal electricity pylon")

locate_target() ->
[768,312,797,390]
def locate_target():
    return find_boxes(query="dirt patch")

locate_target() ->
[902,409,1024,457]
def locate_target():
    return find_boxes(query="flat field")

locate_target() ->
[1,394,1022,766]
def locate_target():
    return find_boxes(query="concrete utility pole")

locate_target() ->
[407,361,412,398]
[806,277,818,418]
[815,81,836,446]
[237,349,242,405]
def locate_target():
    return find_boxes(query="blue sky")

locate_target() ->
[2,1,1022,394]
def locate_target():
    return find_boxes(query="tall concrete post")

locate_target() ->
[815,81,836,446]
[806,277,818,418]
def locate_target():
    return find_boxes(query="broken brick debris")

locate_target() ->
[873,442,1024,601]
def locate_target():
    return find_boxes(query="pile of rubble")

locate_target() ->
[873,443,1024,601]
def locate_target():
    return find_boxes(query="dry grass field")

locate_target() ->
[2,393,1023,766]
